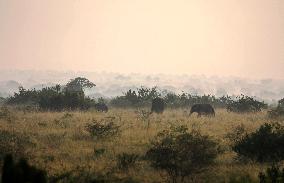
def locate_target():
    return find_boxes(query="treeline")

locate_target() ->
[110,86,268,112]
[6,77,96,111]
[110,86,232,108]
[4,78,269,112]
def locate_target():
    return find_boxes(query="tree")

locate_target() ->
[65,77,96,93]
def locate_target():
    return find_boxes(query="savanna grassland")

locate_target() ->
[1,107,280,183]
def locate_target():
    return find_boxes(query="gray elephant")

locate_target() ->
[190,104,215,117]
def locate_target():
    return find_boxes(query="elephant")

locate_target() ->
[190,104,215,117]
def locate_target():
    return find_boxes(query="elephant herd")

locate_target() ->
[95,97,215,117]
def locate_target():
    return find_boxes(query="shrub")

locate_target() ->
[0,106,15,122]
[85,117,120,140]
[228,173,255,183]
[0,130,33,161]
[110,86,161,108]
[116,153,139,171]
[225,124,247,144]
[145,125,219,183]
[233,123,284,162]
[227,95,267,113]
[268,98,284,118]
[259,164,284,183]
[268,106,284,119]
[1,154,47,183]
[135,109,151,128]
[6,77,96,111]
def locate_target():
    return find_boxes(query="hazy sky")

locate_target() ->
[0,0,283,78]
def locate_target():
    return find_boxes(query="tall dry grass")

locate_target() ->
[0,108,280,182]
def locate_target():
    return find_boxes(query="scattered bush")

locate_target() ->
[268,98,284,118]
[50,165,140,183]
[225,124,247,144]
[227,95,267,113]
[110,86,161,108]
[93,148,106,159]
[117,153,139,171]
[85,117,120,140]
[259,164,284,183]
[136,109,151,128]
[268,106,284,119]
[0,106,15,122]
[1,154,47,183]
[145,125,219,183]
[0,130,33,161]
[233,123,284,162]
[228,173,255,183]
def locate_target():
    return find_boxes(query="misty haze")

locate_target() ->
[0,0,284,183]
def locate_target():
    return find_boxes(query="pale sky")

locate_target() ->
[0,0,283,78]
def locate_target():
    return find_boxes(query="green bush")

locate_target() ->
[6,77,96,111]
[233,123,284,163]
[268,98,284,119]
[85,118,120,140]
[116,153,139,171]
[145,125,219,183]
[0,106,15,122]
[259,164,284,183]
[0,130,33,161]
[227,95,267,113]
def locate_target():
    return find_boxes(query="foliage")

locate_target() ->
[0,96,6,105]
[65,77,96,93]
[116,153,139,171]
[110,86,161,108]
[0,106,15,122]
[110,88,236,109]
[49,165,140,183]
[225,124,247,144]
[135,109,151,128]
[228,173,255,183]
[6,87,39,106]
[0,130,34,162]
[259,164,284,183]
[1,154,47,183]
[233,123,284,163]
[145,125,219,183]
[6,77,96,111]
[85,117,120,140]
[227,95,267,113]
[164,93,232,109]
[268,98,284,118]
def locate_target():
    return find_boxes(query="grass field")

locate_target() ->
[0,108,281,182]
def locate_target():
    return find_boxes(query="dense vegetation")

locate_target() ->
[145,125,218,182]
[6,77,96,111]
[233,123,284,162]
[226,95,268,113]
[268,98,284,118]
[1,77,284,182]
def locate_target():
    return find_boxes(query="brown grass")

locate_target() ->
[0,108,281,182]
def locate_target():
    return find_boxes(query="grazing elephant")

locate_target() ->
[151,98,165,114]
[190,104,215,117]
[94,103,108,112]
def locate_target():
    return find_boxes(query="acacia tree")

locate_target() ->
[65,77,96,93]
